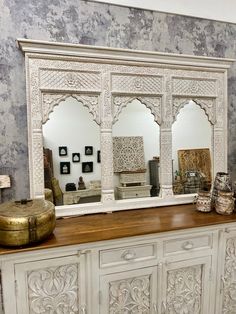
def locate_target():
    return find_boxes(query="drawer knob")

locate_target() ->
[121,250,136,261]
[182,241,194,250]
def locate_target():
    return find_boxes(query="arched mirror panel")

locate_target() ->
[112,99,160,200]
[42,97,101,206]
[172,100,212,195]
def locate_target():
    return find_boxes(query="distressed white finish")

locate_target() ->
[1,223,236,313]
[17,39,234,217]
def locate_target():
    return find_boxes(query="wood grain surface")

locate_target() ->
[0,203,235,255]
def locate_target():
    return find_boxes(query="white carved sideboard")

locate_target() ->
[0,221,236,313]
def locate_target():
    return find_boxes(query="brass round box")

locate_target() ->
[0,199,56,247]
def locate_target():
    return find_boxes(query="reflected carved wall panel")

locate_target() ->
[113,136,145,172]
[27,264,79,314]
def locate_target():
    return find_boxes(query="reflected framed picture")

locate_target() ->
[85,146,93,155]
[82,161,93,173]
[72,153,80,163]
[97,150,101,163]
[60,162,70,174]
[59,146,67,156]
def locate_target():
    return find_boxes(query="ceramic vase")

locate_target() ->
[212,172,231,206]
[215,190,235,215]
[195,191,212,213]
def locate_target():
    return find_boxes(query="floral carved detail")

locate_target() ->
[65,73,80,88]
[214,130,226,174]
[167,265,202,314]
[113,96,161,125]
[32,133,44,197]
[109,275,151,313]
[172,97,215,124]
[40,69,101,91]
[160,129,173,193]
[172,78,216,96]
[111,74,163,94]
[42,93,100,125]
[222,238,236,314]
[27,264,79,314]
[101,131,114,190]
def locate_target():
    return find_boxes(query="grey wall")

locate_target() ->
[1,0,236,201]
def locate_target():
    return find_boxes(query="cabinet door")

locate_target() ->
[162,256,212,314]
[15,254,87,314]
[217,231,236,314]
[100,266,158,313]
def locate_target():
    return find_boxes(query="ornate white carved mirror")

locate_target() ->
[17,39,234,217]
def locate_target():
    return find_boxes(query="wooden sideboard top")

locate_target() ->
[0,203,236,255]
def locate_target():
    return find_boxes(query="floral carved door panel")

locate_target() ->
[14,254,87,314]
[100,267,158,314]
[162,257,211,314]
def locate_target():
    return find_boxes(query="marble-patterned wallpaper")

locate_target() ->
[1,0,236,201]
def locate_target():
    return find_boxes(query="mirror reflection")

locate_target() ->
[113,99,160,200]
[172,100,212,195]
[42,97,101,206]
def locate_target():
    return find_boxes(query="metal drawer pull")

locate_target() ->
[182,241,194,250]
[121,250,136,260]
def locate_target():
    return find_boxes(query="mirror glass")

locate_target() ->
[172,100,212,195]
[42,97,101,206]
[112,99,160,200]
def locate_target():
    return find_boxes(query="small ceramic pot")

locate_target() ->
[215,190,235,215]
[195,191,212,213]
[212,172,231,206]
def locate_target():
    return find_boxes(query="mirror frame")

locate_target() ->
[17,39,234,217]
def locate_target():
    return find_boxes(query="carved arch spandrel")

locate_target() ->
[112,95,162,125]
[42,93,101,125]
[172,97,216,125]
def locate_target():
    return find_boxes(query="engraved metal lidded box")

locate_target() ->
[0,199,56,247]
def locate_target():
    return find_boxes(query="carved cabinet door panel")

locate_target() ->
[99,266,158,314]
[14,254,87,314]
[216,230,236,314]
[161,256,212,314]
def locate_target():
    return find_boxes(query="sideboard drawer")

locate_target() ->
[100,243,157,268]
[163,233,213,256]
[117,185,151,199]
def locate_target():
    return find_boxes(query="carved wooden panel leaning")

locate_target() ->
[17,39,234,217]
